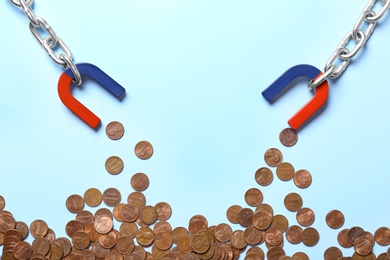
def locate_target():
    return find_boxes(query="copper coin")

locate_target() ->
[105,156,124,175]
[15,221,29,240]
[133,245,147,260]
[188,215,208,235]
[264,148,283,167]
[302,227,319,247]
[135,141,154,160]
[154,202,172,221]
[99,230,118,249]
[293,169,312,188]
[154,232,173,251]
[378,253,388,260]
[120,203,139,223]
[0,215,15,234]
[286,225,303,244]
[214,223,233,243]
[120,222,138,238]
[30,219,48,238]
[0,196,5,211]
[91,240,110,258]
[94,215,113,234]
[84,188,103,207]
[116,235,135,255]
[230,230,247,250]
[172,227,189,244]
[338,229,353,248]
[131,173,150,191]
[190,234,210,254]
[154,221,173,236]
[237,208,254,227]
[177,234,192,253]
[252,211,273,231]
[244,188,263,207]
[66,194,85,214]
[136,227,155,247]
[326,210,345,229]
[72,231,91,250]
[245,252,264,260]
[32,237,50,255]
[95,208,113,219]
[127,191,147,208]
[255,203,274,215]
[374,227,390,246]
[43,228,55,243]
[65,220,83,238]
[284,193,303,212]
[246,247,265,259]
[266,246,285,260]
[50,242,64,260]
[226,205,242,224]
[105,251,123,260]
[103,187,121,207]
[76,210,94,227]
[84,222,99,241]
[354,236,373,256]
[265,227,283,246]
[292,252,309,260]
[255,167,274,186]
[106,121,125,140]
[348,226,365,244]
[296,208,315,226]
[13,241,33,260]
[54,237,71,257]
[113,203,126,222]
[271,215,289,233]
[324,246,343,260]
[279,128,298,147]
[243,226,263,245]
[276,162,295,181]
[139,206,158,225]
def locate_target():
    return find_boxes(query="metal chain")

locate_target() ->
[308,0,390,90]
[10,0,82,85]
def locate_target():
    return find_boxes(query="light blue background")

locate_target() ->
[0,0,389,258]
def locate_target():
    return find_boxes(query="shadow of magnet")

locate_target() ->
[58,63,126,129]
[262,64,328,130]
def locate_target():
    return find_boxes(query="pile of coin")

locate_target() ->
[0,123,389,259]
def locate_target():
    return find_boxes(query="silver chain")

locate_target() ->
[10,0,82,85]
[308,0,390,90]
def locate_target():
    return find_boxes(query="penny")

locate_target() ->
[214,223,233,243]
[265,227,283,246]
[0,214,15,234]
[54,237,71,257]
[113,203,126,222]
[374,227,390,246]
[106,121,125,140]
[264,148,283,167]
[133,246,147,260]
[76,210,94,227]
[351,252,376,260]
[255,203,274,215]
[154,232,173,251]
[266,246,285,260]
[95,208,113,219]
[155,202,172,221]
[177,234,192,254]
[254,167,274,186]
[84,222,99,241]
[230,230,247,250]
[286,225,303,244]
[43,228,55,243]
[172,227,189,244]
[338,229,353,248]
[31,237,50,255]
[103,187,122,207]
[271,215,289,233]
[91,241,110,258]
[15,221,29,240]
[302,227,319,247]
[244,188,263,207]
[197,243,214,259]
[127,192,147,208]
[0,196,5,211]
[276,162,295,181]
[153,221,172,236]
[226,205,242,224]
[246,246,265,259]
[99,230,118,248]
[13,241,33,260]
[237,208,254,227]
[188,215,208,235]
[65,220,84,238]
[105,251,124,260]
[190,234,210,254]
[354,236,373,256]
[326,210,345,229]
[116,235,135,255]
[279,128,298,147]
[120,222,138,238]
[72,231,91,250]
[252,211,273,231]
[131,172,150,191]
[30,219,48,238]
[243,226,263,245]
[94,215,113,234]
[324,246,343,260]
[348,226,365,244]
[84,188,103,207]
[50,242,64,260]
[293,169,312,188]
[139,206,158,225]
[120,203,139,223]
[135,140,154,160]
[245,252,264,260]
[296,208,315,226]
[136,227,155,247]
[105,156,124,175]
[183,253,200,260]
[66,194,85,214]
[284,193,303,212]
[292,252,309,260]
[199,229,214,244]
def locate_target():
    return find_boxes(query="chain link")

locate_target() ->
[308,0,389,90]
[9,0,82,85]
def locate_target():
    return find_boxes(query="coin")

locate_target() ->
[105,156,124,175]
[286,225,303,244]
[276,162,295,181]
[15,221,29,240]
[230,230,246,250]
[131,172,150,191]
[188,215,208,235]
[265,227,283,246]
[190,234,210,254]
[266,246,285,260]
[154,202,172,221]
[116,235,135,255]
[30,219,48,238]
[292,252,309,260]
[244,188,263,207]
[66,194,85,214]
[99,230,118,249]
[154,232,172,251]
[119,222,138,238]
[84,188,103,207]
[271,215,289,233]
[94,215,113,234]
[284,193,303,212]
[214,223,233,243]
[139,206,158,225]
[32,237,50,255]
[324,247,343,260]
[103,187,122,207]
[0,196,5,211]
[348,226,365,244]
[127,191,147,208]
[136,227,155,247]
[13,241,33,260]
[293,169,312,188]
[226,205,242,224]
[279,128,298,147]
[76,210,94,227]
[374,227,390,246]
[354,236,373,256]
[106,121,125,140]
[264,148,283,167]
[54,237,71,257]
[326,210,345,229]
[177,234,192,253]
[72,230,91,250]
[337,229,353,248]
[302,227,319,246]
[135,141,154,160]
[172,227,189,244]
[243,226,263,245]
[254,167,274,186]
[120,203,139,223]
[296,208,315,227]
[237,208,254,227]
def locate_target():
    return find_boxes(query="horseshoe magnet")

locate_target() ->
[58,63,126,129]
[262,64,329,130]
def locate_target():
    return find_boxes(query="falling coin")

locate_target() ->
[135,141,154,160]
[105,156,124,175]
[264,148,283,167]
[326,210,345,229]
[105,121,125,140]
[279,128,298,147]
